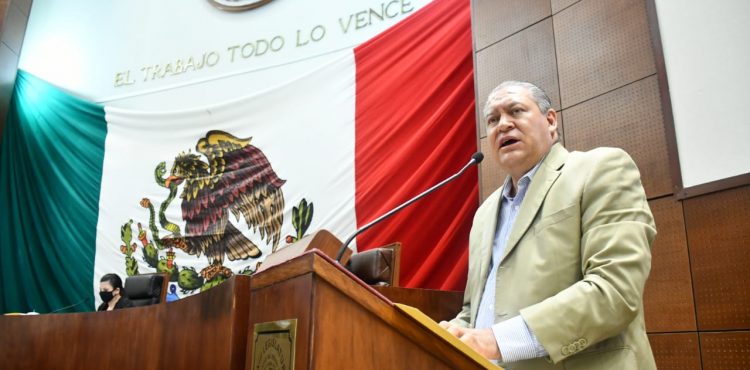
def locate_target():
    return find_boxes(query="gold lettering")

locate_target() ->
[370,5,385,22]
[205,52,220,67]
[340,1,414,34]
[338,15,354,33]
[270,36,285,51]
[133,52,223,84]
[401,0,414,13]
[256,40,269,56]
[227,45,240,62]
[296,28,322,47]
[310,26,325,42]
[296,29,309,47]
[241,42,255,58]
[355,10,368,29]
[184,57,196,73]
[174,59,184,74]
[114,70,135,87]
[163,63,174,76]
[385,0,400,18]
[152,65,163,79]
[140,66,152,82]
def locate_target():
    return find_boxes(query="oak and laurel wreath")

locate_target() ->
[118,162,314,294]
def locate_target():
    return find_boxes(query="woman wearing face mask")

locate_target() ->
[97,273,134,311]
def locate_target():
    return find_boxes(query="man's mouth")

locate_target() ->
[500,138,519,148]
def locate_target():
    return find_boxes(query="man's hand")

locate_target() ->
[438,321,502,360]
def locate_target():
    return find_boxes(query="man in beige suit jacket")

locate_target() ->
[440,81,656,369]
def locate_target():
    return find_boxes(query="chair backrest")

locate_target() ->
[124,273,168,307]
[347,242,401,287]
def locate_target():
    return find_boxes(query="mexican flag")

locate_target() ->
[0,0,477,313]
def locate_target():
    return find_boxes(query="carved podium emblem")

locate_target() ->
[252,319,297,370]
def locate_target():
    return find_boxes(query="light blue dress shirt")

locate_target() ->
[474,162,549,363]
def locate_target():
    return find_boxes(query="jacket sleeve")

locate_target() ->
[519,148,656,364]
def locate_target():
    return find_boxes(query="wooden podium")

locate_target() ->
[0,230,497,370]
[247,244,497,369]
[0,274,251,370]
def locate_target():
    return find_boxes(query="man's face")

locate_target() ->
[485,86,558,180]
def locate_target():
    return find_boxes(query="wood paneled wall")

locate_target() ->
[471,0,750,369]
[0,0,31,142]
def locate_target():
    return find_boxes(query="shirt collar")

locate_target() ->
[501,159,543,201]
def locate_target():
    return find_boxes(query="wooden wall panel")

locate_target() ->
[474,18,559,137]
[644,197,696,332]
[14,0,32,16]
[700,332,750,370]
[472,0,550,50]
[648,333,702,370]
[0,0,30,143]
[556,110,564,146]
[551,0,580,14]
[684,185,750,331]
[561,76,672,198]
[1,2,28,54]
[0,42,16,137]
[554,0,655,107]
[0,1,9,29]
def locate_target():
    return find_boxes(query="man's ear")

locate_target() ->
[546,109,558,138]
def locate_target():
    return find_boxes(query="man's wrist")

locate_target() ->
[491,315,547,362]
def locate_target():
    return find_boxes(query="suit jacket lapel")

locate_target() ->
[469,189,502,324]
[476,190,501,292]
[499,143,568,264]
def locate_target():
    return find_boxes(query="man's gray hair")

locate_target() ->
[483,81,553,117]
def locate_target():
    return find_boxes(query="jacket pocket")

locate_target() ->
[533,204,577,235]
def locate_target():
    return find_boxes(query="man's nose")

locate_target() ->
[497,117,514,131]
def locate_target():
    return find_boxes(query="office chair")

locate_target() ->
[124,273,168,307]
[346,242,401,287]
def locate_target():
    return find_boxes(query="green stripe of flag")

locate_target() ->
[0,70,107,313]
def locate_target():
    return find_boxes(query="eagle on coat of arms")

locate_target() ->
[164,130,286,280]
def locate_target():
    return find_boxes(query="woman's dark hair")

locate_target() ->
[100,273,125,294]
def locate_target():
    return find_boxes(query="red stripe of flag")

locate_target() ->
[354,0,477,290]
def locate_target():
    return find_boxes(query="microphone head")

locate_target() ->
[471,152,484,164]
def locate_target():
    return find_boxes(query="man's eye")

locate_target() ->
[512,108,523,115]
[487,117,498,126]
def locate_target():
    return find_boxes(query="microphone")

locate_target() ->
[49,296,92,313]
[335,152,484,262]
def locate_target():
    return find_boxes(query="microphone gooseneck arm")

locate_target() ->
[50,295,91,314]
[335,152,484,262]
